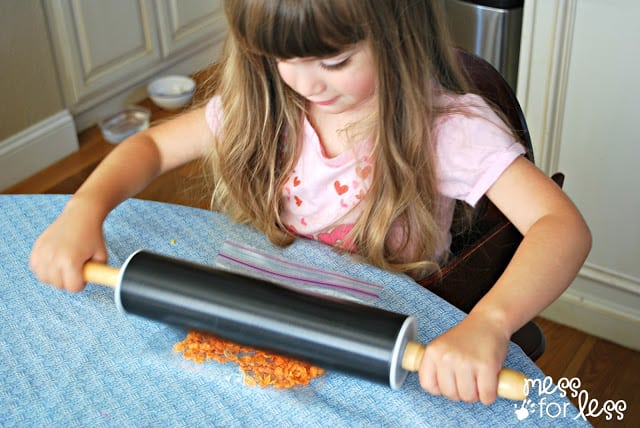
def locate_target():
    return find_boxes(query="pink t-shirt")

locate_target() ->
[279,118,374,251]
[205,93,525,261]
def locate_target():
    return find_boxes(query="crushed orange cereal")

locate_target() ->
[173,330,325,389]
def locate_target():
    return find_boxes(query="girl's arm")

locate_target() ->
[418,157,592,404]
[478,156,592,344]
[72,106,211,217]
[30,106,213,292]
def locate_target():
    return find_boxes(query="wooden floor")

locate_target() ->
[4,100,638,427]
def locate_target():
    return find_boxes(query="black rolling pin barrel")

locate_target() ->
[83,250,527,399]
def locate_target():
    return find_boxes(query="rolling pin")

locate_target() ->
[83,250,527,400]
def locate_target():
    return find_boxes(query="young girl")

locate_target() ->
[30,0,591,405]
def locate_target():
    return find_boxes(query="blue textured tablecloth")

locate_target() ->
[0,195,590,427]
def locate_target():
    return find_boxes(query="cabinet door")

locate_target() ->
[155,0,225,59]
[45,0,161,109]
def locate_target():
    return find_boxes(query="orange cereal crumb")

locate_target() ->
[174,330,325,389]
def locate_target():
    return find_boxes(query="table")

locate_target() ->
[0,195,590,427]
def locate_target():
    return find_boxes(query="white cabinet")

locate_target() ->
[44,0,226,129]
[155,0,221,57]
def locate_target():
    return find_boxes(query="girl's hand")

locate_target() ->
[417,312,511,405]
[29,199,107,293]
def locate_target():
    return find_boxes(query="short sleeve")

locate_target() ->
[204,95,224,136]
[434,94,526,207]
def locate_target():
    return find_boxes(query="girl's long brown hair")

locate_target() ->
[208,0,472,278]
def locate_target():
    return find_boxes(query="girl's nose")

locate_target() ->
[296,72,325,98]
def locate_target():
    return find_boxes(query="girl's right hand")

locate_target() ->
[29,198,108,293]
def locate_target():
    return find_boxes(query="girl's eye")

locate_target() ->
[320,57,351,70]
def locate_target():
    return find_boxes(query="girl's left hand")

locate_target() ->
[417,312,511,405]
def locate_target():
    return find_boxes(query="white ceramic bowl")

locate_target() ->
[147,75,196,110]
[99,105,150,144]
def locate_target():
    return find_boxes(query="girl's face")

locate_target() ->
[276,42,377,116]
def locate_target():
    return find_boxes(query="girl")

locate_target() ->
[30,0,591,405]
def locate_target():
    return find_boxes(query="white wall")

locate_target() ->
[518,0,640,350]
[0,1,78,190]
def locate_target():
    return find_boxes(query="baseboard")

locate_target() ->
[0,110,78,191]
[541,269,640,351]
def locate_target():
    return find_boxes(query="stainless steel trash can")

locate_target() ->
[440,0,524,90]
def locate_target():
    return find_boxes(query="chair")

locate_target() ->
[416,49,562,361]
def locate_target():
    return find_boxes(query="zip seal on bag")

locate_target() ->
[214,240,383,303]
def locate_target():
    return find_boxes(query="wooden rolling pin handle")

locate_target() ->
[83,262,120,288]
[401,341,528,401]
